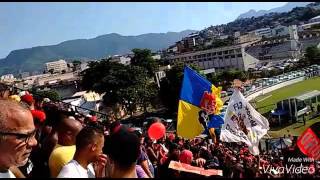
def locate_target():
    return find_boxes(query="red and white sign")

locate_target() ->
[297,128,320,160]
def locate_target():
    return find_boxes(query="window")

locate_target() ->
[224,50,228,54]
[231,55,235,58]
[218,52,222,55]
[237,54,242,57]
[212,52,217,56]
[208,58,212,61]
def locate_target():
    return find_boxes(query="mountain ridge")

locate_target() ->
[237,2,311,19]
[0,30,196,75]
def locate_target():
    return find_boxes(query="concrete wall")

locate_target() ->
[246,77,305,101]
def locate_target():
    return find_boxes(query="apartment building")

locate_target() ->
[109,55,131,65]
[166,44,259,72]
[253,27,272,38]
[45,59,68,73]
[236,31,262,44]
[34,72,78,86]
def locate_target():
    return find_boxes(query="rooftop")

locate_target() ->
[294,90,320,101]
[310,15,320,20]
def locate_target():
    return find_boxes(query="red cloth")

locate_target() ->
[179,150,193,164]
[31,110,46,123]
[90,115,97,122]
[21,94,34,105]
[168,133,175,141]
[160,156,168,165]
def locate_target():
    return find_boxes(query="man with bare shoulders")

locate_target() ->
[48,112,83,177]
[0,99,38,178]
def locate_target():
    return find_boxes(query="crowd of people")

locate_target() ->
[0,83,319,178]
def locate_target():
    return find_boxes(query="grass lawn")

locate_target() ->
[252,77,320,114]
[268,115,320,138]
[251,76,320,138]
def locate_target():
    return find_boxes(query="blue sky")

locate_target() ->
[0,2,288,58]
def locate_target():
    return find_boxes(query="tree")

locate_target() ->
[159,63,201,113]
[131,48,159,78]
[305,45,320,64]
[33,90,60,101]
[72,60,81,66]
[81,60,158,116]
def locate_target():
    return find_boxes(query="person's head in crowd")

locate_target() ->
[199,147,213,160]
[42,103,60,127]
[109,121,121,135]
[8,95,20,102]
[145,137,154,148]
[190,147,200,159]
[179,149,193,165]
[106,126,140,178]
[56,111,83,146]
[74,125,105,164]
[33,95,44,110]
[134,129,144,145]
[0,83,10,99]
[31,109,46,128]
[20,94,34,107]
[0,100,37,171]
[167,133,175,142]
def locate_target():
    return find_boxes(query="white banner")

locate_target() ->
[220,89,269,155]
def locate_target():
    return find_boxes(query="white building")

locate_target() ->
[167,44,260,72]
[289,25,299,40]
[109,55,131,65]
[152,54,161,60]
[0,74,15,82]
[298,21,320,31]
[236,31,261,44]
[34,72,77,86]
[80,62,89,71]
[155,65,171,88]
[167,45,178,53]
[45,59,68,73]
[309,15,320,23]
[253,27,272,38]
[272,25,289,37]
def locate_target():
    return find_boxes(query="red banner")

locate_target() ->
[297,127,320,160]
[168,161,223,176]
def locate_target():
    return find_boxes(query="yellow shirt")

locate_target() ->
[49,144,76,178]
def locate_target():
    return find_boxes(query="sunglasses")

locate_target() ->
[0,129,37,144]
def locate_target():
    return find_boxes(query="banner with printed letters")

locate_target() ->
[220,89,269,155]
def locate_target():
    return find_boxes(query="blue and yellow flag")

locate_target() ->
[177,66,223,139]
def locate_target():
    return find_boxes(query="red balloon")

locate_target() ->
[148,122,166,140]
